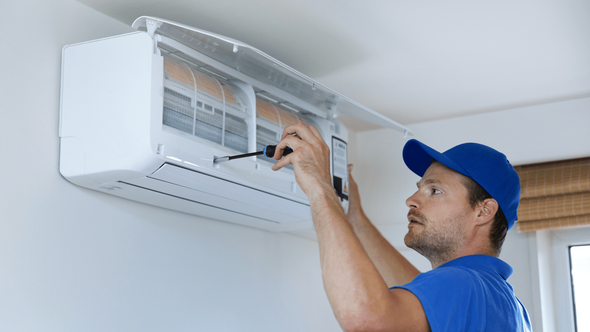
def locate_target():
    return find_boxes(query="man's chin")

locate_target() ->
[404,231,420,249]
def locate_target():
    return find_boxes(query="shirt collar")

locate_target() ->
[438,255,514,280]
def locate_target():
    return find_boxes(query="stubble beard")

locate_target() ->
[404,210,468,268]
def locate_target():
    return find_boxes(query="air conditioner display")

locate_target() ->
[332,137,349,202]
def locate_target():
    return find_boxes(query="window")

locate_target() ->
[570,245,590,332]
[549,227,590,331]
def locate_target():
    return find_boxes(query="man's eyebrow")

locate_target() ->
[417,179,442,188]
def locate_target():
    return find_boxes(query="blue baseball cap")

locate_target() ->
[402,139,521,230]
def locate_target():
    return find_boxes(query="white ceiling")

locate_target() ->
[77,0,590,130]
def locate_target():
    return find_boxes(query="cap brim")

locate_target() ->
[403,139,469,178]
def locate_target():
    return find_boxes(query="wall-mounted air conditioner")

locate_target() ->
[59,16,412,232]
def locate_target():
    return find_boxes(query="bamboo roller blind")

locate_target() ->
[514,157,590,232]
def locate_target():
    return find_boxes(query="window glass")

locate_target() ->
[571,244,590,332]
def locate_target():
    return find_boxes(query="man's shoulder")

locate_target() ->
[410,255,511,289]
[393,266,488,331]
[393,265,486,309]
[392,257,528,332]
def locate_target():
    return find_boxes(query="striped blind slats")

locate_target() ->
[517,193,589,222]
[514,160,590,199]
[514,157,590,232]
[517,214,590,232]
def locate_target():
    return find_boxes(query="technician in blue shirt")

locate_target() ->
[271,123,532,332]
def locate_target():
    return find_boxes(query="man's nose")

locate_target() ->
[406,191,420,209]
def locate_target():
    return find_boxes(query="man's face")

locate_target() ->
[404,162,475,262]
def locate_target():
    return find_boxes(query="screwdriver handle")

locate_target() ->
[263,145,293,158]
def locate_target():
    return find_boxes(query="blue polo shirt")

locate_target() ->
[391,255,532,332]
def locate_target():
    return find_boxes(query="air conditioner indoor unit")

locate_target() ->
[59,16,412,232]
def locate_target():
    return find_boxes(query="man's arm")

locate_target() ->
[346,166,421,287]
[271,123,429,332]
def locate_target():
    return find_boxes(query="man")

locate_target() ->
[271,123,532,332]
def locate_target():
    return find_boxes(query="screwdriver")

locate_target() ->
[213,145,293,163]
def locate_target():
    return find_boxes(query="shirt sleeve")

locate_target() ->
[391,267,487,332]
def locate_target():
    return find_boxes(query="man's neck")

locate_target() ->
[428,248,498,269]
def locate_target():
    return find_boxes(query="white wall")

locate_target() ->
[0,1,340,331]
[354,98,590,331]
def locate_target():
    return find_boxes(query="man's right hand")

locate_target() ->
[270,123,335,201]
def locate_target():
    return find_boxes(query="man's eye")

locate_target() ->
[432,188,442,195]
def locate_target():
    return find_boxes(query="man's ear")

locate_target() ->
[475,198,499,226]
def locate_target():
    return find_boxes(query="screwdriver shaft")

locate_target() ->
[213,145,293,163]
[228,151,263,160]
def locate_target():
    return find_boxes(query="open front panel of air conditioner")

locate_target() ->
[160,53,308,172]
[59,17,412,232]
[162,55,251,153]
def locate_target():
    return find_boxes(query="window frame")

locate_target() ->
[551,226,590,331]
[569,244,590,332]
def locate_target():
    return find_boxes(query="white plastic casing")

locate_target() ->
[59,18,410,232]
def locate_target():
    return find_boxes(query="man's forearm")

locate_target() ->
[308,187,400,329]
[347,210,420,287]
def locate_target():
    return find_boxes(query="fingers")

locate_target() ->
[308,125,324,141]
[273,123,323,160]
[347,164,359,193]
[280,122,320,142]
[348,170,358,188]
[346,163,363,219]
[348,165,355,184]
[271,153,293,171]
[271,122,329,174]
[348,164,355,184]
[270,133,306,171]
[271,133,314,171]
[272,135,304,160]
